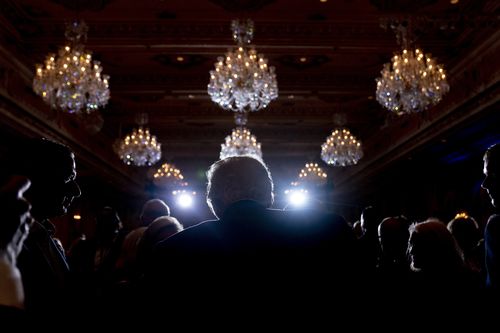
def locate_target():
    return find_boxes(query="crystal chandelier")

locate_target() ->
[33,20,110,114]
[376,22,449,114]
[321,128,363,167]
[220,126,262,160]
[208,19,278,113]
[116,114,161,166]
[153,163,187,187]
[297,163,328,187]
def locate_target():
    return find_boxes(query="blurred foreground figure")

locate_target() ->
[0,176,31,312]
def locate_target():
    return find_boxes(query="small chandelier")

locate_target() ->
[153,163,187,187]
[33,20,110,114]
[116,114,161,166]
[297,163,328,187]
[208,19,278,113]
[321,128,363,167]
[376,22,449,114]
[220,126,262,160]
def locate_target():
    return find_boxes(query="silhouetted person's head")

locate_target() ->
[206,156,274,219]
[408,219,463,272]
[360,206,380,235]
[95,206,122,243]
[482,143,500,209]
[12,138,80,221]
[140,199,170,227]
[140,216,183,251]
[378,216,410,259]
[352,220,362,239]
[447,215,480,254]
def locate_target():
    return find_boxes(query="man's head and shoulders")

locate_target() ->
[145,156,357,314]
[6,138,81,312]
[8,137,80,234]
[10,138,80,233]
[156,156,350,253]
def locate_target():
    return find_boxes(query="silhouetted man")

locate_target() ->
[482,143,500,289]
[148,156,358,312]
[11,138,81,314]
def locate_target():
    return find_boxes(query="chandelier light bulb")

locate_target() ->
[297,163,328,187]
[117,127,161,166]
[208,19,278,113]
[321,128,363,167]
[153,163,186,187]
[220,126,262,160]
[376,47,449,114]
[33,20,110,114]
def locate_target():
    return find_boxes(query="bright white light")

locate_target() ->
[177,193,193,208]
[290,192,307,206]
[172,189,197,209]
[285,188,308,208]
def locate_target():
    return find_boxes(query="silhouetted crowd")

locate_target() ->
[1,138,500,326]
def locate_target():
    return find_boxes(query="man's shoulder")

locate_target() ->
[263,208,351,240]
[488,214,500,222]
[156,219,220,249]
[487,214,500,232]
[279,208,347,227]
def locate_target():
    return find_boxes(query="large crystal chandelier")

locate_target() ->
[208,19,278,113]
[321,128,363,167]
[376,22,449,114]
[220,112,262,160]
[153,163,187,187]
[33,21,110,114]
[116,114,161,166]
[297,163,328,187]
[220,126,262,160]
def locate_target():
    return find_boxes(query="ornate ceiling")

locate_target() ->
[0,0,498,209]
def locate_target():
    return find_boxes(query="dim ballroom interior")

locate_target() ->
[0,0,498,234]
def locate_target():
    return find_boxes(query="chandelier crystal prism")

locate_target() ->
[376,23,449,114]
[208,19,278,113]
[117,127,161,167]
[220,126,262,160]
[33,20,110,114]
[321,128,363,167]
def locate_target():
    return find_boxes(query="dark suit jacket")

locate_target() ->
[485,214,500,289]
[17,220,70,315]
[145,200,359,309]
